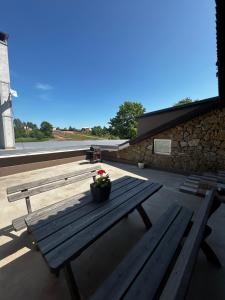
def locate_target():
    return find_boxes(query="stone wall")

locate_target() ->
[103,107,225,173]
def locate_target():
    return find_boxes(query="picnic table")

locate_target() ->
[25,176,162,299]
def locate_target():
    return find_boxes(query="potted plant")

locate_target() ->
[138,160,145,169]
[138,146,148,169]
[90,169,111,201]
[138,145,152,169]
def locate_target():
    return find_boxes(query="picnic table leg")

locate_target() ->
[201,225,221,267]
[137,204,152,229]
[63,263,81,300]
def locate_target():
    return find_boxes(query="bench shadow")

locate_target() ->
[0,225,34,261]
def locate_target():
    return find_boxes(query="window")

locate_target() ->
[154,139,171,155]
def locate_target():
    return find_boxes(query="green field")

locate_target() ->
[16,134,103,143]
[15,137,50,142]
[64,133,102,140]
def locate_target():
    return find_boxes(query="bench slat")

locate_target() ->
[12,216,27,231]
[90,204,182,300]
[123,207,192,300]
[7,165,101,194]
[160,189,216,300]
[8,172,97,202]
[45,182,162,270]
[37,179,147,253]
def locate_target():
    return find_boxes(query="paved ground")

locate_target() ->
[0,161,225,299]
[0,140,128,157]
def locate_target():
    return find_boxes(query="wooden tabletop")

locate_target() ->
[25,176,162,271]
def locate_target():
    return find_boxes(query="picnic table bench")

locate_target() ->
[91,189,221,300]
[24,176,162,299]
[7,165,101,231]
[7,170,222,300]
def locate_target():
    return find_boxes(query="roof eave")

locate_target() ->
[130,100,223,145]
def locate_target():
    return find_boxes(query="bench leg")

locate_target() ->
[137,205,152,229]
[201,225,221,267]
[63,263,81,300]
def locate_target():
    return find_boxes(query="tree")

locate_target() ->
[92,126,104,136]
[30,128,45,139]
[26,122,38,130]
[174,97,193,106]
[14,118,26,138]
[109,101,145,139]
[40,121,53,137]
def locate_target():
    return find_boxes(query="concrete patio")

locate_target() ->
[0,160,225,300]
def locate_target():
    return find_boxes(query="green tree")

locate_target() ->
[109,101,145,139]
[40,121,53,137]
[14,118,26,138]
[30,128,45,139]
[26,122,38,130]
[92,126,104,136]
[174,97,193,106]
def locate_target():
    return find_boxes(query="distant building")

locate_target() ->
[81,127,92,133]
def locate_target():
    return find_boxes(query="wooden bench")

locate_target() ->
[91,189,221,300]
[7,165,101,231]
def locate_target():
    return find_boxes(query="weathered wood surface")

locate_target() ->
[28,178,140,242]
[9,166,101,230]
[12,215,28,231]
[91,204,192,300]
[91,189,221,300]
[25,176,132,228]
[7,165,101,194]
[8,172,98,202]
[160,189,217,300]
[26,177,162,271]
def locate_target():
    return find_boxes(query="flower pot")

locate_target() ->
[138,162,145,169]
[90,182,111,202]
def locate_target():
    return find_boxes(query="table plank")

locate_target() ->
[26,176,135,230]
[45,182,162,270]
[37,179,149,253]
[33,178,143,243]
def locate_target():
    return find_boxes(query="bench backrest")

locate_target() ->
[7,165,101,213]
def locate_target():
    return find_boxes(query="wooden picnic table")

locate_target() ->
[25,176,162,299]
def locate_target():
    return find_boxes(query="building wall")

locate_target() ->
[104,107,225,173]
[0,150,85,177]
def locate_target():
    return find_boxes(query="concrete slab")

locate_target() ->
[0,161,225,299]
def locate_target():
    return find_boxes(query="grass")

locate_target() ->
[15,137,50,142]
[16,134,103,142]
[58,133,103,140]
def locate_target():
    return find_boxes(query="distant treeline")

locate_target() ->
[14,119,53,140]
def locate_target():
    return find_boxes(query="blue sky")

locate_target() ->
[1,0,217,128]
